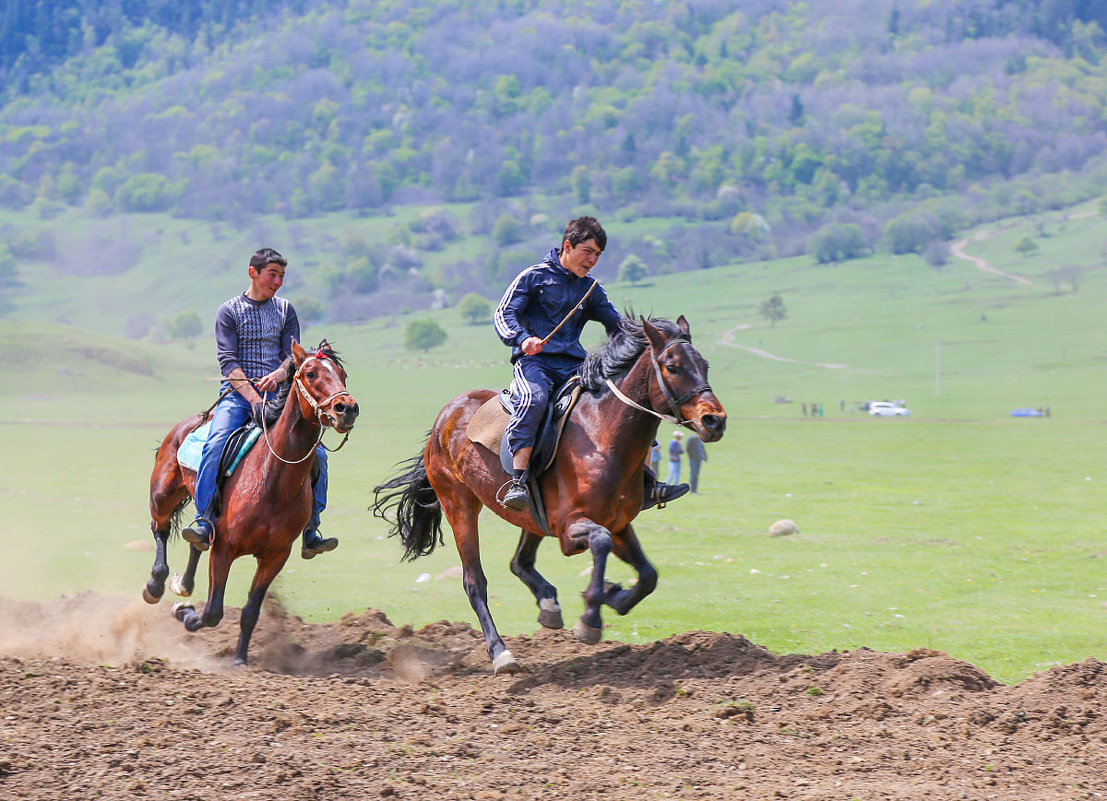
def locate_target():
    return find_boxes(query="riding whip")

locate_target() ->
[539,279,598,346]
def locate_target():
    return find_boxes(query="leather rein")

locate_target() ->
[605,337,712,427]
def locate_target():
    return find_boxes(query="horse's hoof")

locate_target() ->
[537,598,563,629]
[573,620,603,644]
[169,574,191,597]
[141,585,161,605]
[171,601,194,620]
[492,650,519,675]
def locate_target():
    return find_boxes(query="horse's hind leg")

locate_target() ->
[145,448,188,604]
[509,529,563,629]
[603,524,658,616]
[170,545,202,598]
[443,493,518,675]
[143,527,171,604]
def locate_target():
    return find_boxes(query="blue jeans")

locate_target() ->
[193,387,327,532]
[667,459,681,485]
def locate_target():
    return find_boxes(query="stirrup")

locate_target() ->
[643,482,690,511]
[499,479,530,511]
[302,532,339,560]
[182,518,213,551]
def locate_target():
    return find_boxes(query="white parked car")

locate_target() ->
[868,401,910,417]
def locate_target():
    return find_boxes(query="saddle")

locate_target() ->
[177,421,262,479]
[466,376,583,534]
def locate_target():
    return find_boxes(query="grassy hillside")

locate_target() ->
[3,0,1107,320]
[0,201,1104,683]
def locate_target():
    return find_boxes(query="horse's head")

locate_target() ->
[291,340,359,434]
[641,315,727,442]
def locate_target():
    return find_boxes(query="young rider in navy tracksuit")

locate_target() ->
[493,216,689,511]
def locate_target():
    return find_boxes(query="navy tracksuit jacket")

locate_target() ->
[494,249,621,455]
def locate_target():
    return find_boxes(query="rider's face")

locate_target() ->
[248,262,285,300]
[560,239,603,278]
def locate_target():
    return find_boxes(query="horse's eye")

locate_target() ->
[306,371,316,379]
[666,363,682,376]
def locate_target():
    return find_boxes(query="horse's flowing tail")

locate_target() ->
[371,449,444,561]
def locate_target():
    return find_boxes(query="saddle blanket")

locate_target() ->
[177,421,261,476]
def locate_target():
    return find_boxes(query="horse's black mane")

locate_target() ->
[579,316,689,394]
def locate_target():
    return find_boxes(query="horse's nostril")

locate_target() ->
[350,402,360,417]
[334,403,346,414]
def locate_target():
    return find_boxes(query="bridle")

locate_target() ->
[606,337,712,427]
[261,353,354,464]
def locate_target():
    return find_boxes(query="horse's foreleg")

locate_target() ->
[568,520,613,644]
[604,524,658,616]
[509,529,562,629]
[170,544,202,597]
[233,550,290,666]
[142,527,171,604]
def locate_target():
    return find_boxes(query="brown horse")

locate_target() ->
[372,316,726,674]
[143,340,359,666]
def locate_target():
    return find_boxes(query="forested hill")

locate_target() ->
[2,0,1107,300]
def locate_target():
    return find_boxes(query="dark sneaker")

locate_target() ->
[301,531,339,560]
[501,480,530,511]
[642,482,690,511]
[182,518,214,551]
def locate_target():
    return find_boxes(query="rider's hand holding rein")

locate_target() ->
[254,364,289,394]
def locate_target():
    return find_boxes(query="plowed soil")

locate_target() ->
[1,594,1105,800]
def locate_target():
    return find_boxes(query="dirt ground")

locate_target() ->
[0,594,1105,800]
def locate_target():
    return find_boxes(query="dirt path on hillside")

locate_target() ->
[717,324,848,369]
[949,230,1033,286]
[1,593,1105,800]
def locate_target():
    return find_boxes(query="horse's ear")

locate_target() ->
[640,315,666,353]
[291,339,306,366]
[676,314,690,337]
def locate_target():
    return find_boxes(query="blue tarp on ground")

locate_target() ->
[1010,408,1044,417]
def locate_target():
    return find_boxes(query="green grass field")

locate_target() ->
[1,201,1104,683]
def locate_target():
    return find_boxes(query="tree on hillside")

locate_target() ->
[168,310,202,340]
[810,223,866,263]
[404,319,448,353]
[1015,236,1038,256]
[618,254,648,285]
[759,294,787,328]
[492,214,524,246]
[294,297,325,324]
[458,293,492,325]
[1048,266,1082,295]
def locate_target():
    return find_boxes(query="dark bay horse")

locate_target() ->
[143,340,358,666]
[372,316,726,674]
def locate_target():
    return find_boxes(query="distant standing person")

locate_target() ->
[649,440,662,476]
[686,432,707,494]
[667,430,684,485]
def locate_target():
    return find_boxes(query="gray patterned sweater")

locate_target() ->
[214,294,300,380]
